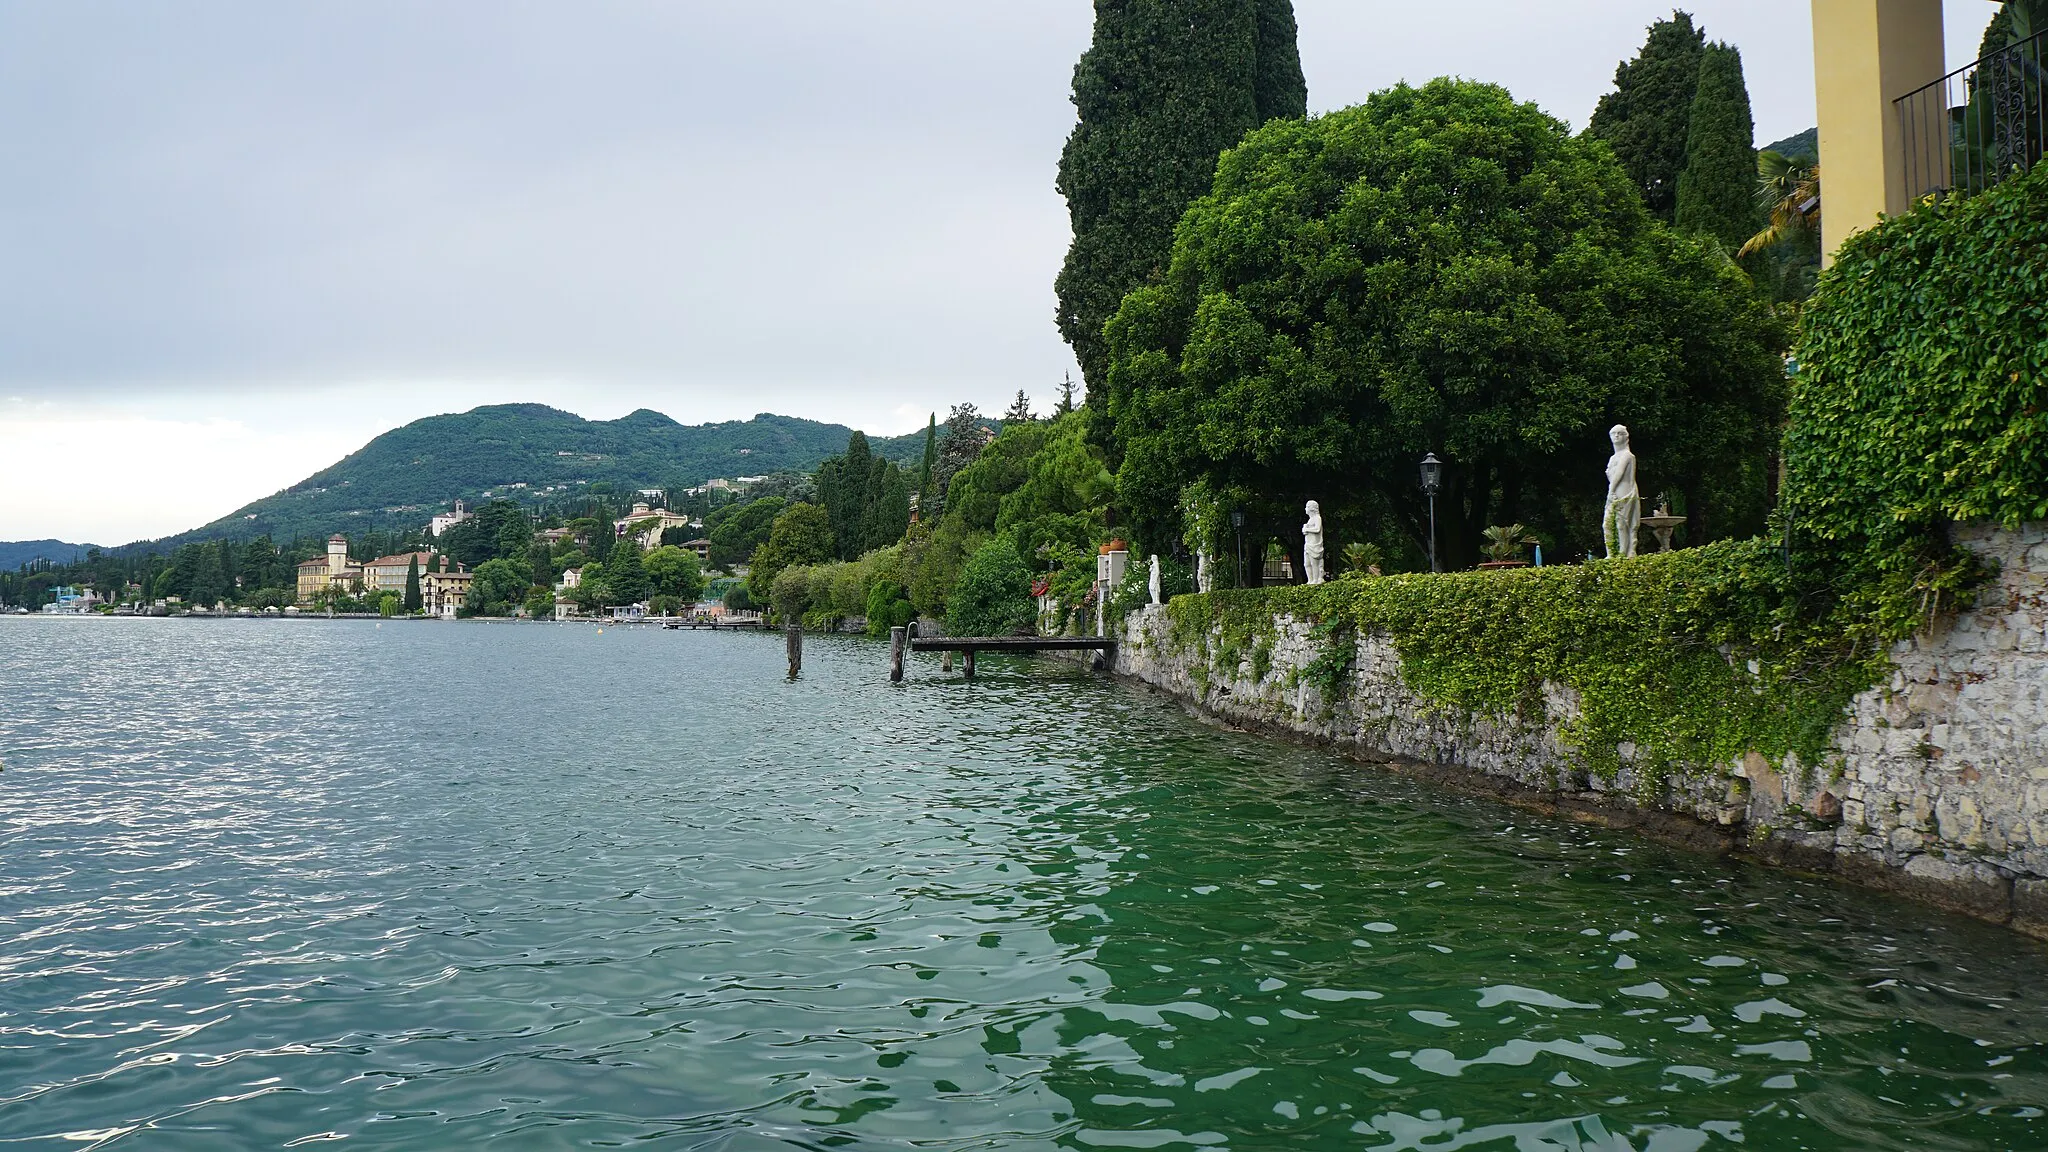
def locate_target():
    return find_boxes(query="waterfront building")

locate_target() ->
[39,586,102,614]
[420,556,474,618]
[296,535,365,603]
[612,502,697,549]
[363,551,441,594]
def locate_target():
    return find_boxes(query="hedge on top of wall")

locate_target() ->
[1786,161,2048,553]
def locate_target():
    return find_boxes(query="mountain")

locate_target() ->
[0,540,99,570]
[125,405,932,551]
[1762,127,1817,163]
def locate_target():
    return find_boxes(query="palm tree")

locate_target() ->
[1738,150,1821,258]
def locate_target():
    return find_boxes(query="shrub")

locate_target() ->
[864,580,917,638]
[1788,162,2048,551]
[947,537,1035,637]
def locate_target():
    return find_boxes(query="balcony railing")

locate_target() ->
[1896,28,2046,201]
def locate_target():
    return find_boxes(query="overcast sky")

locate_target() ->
[0,1,2002,545]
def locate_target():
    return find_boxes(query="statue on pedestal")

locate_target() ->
[1147,554,1162,605]
[1602,424,1640,559]
[1302,500,1326,585]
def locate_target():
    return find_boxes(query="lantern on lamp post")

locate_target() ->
[1419,453,1443,573]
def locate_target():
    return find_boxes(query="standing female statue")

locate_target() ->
[1302,500,1326,585]
[1602,424,1640,559]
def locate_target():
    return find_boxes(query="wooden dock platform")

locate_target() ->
[907,635,1116,678]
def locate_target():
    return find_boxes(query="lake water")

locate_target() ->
[2,619,2046,1150]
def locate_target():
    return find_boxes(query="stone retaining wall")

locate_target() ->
[1109,523,2048,933]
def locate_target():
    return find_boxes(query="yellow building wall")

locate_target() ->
[1812,0,1946,261]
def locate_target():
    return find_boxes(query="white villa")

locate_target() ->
[613,502,699,549]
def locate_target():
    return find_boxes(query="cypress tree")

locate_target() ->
[403,554,422,613]
[1055,0,1306,401]
[864,460,911,551]
[1587,12,1707,222]
[1251,0,1307,123]
[916,413,938,519]
[1674,42,1761,253]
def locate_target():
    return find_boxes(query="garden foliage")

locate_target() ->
[1103,78,1786,571]
[1056,0,1306,398]
[1787,162,2048,555]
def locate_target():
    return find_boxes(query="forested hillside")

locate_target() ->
[126,405,928,551]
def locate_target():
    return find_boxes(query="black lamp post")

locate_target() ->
[1419,453,1443,573]
[1230,509,1246,588]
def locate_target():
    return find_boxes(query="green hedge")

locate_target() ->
[1788,162,2048,550]
[1166,541,1889,784]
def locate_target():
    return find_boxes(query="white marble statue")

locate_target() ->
[1602,424,1640,559]
[1196,548,1212,594]
[1147,554,1162,605]
[1302,500,1326,585]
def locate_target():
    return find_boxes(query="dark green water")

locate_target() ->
[2,620,2045,1150]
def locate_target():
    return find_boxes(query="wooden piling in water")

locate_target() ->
[889,626,906,682]
[962,648,976,679]
[786,625,802,678]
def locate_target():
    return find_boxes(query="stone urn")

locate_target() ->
[1639,501,1687,552]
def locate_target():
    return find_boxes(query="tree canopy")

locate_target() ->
[1674,42,1761,254]
[1587,12,1706,223]
[1055,0,1306,400]
[747,503,834,603]
[1102,79,1787,572]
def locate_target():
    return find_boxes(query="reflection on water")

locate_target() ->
[0,618,2043,1150]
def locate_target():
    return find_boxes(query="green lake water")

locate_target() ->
[1,619,2045,1150]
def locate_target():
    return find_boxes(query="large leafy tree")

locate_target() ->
[1055,0,1306,401]
[644,545,706,603]
[747,503,833,606]
[1674,42,1760,253]
[946,537,1035,637]
[705,496,787,570]
[1587,11,1707,222]
[1103,79,1787,572]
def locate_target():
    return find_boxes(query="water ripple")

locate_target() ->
[1,618,2045,1148]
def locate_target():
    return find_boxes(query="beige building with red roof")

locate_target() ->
[296,535,364,603]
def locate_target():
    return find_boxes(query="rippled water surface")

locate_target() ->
[3,619,2047,1150]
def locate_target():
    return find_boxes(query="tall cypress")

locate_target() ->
[1587,12,1707,222]
[403,554,423,613]
[1055,0,1306,401]
[916,414,938,518]
[1674,42,1760,253]
[1251,0,1307,123]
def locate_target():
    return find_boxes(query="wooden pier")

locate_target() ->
[905,635,1116,679]
[662,618,773,630]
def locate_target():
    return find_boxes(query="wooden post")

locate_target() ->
[963,648,976,680]
[786,624,802,678]
[889,626,906,682]
[943,650,953,672]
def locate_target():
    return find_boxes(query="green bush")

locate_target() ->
[1788,162,2048,550]
[947,537,1035,637]
[864,580,916,638]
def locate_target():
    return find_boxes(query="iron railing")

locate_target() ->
[1896,29,2047,201]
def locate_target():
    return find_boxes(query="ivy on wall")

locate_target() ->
[1165,541,1890,783]
[1788,162,2048,552]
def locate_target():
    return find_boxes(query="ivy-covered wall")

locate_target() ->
[1119,520,2048,931]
